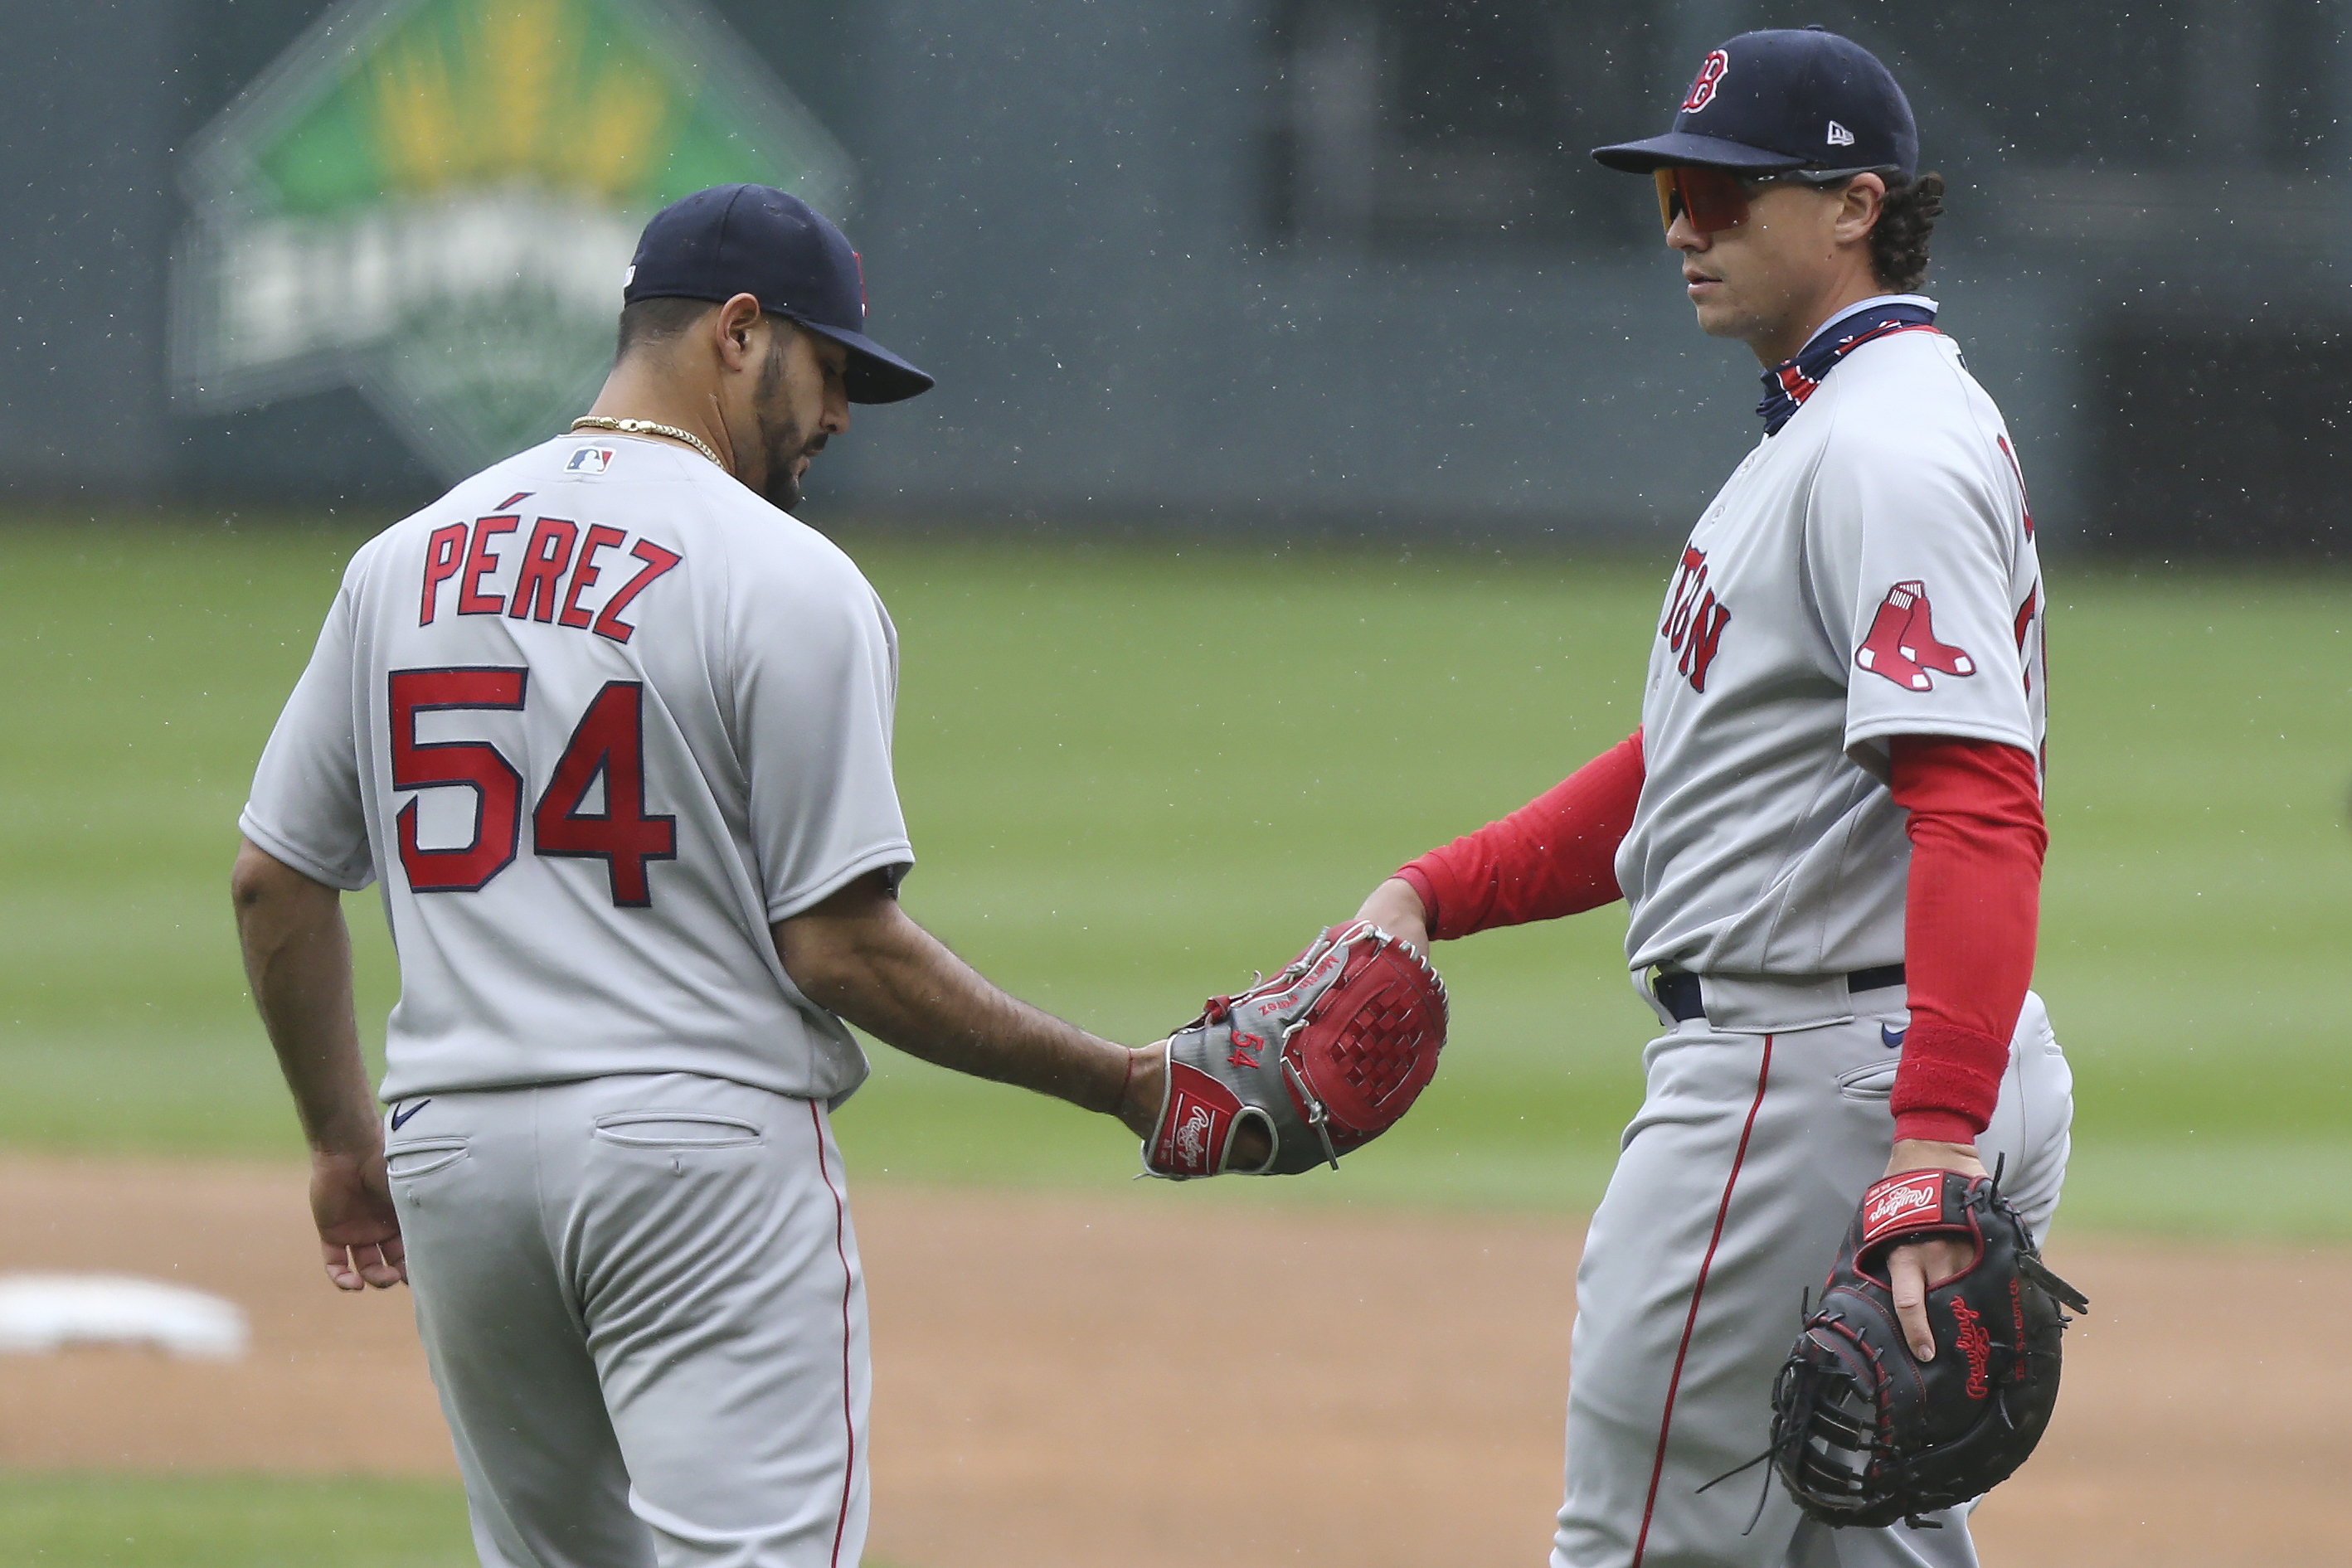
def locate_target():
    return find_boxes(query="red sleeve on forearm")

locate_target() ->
[1886,734,2047,1145]
[1397,730,1644,941]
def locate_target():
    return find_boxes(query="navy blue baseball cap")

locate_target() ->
[1592,28,1917,181]
[624,185,935,403]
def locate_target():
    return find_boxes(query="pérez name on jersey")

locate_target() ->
[417,490,682,643]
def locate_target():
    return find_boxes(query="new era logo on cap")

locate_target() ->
[1826,120,1855,146]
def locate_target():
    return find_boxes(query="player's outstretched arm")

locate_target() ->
[230,839,406,1293]
[1369,729,1645,946]
[772,871,1164,1137]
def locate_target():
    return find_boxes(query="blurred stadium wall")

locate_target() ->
[1,0,2344,552]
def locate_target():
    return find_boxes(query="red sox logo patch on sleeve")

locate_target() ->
[1855,580,1975,692]
[1681,50,1729,112]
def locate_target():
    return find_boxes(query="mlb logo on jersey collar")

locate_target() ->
[566,446,617,474]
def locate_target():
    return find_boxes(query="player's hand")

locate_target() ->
[1353,877,1431,959]
[1120,1041,1272,1167]
[1117,1042,1167,1139]
[1882,1138,1987,1360]
[309,1144,407,1292]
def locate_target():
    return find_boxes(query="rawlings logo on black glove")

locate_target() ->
[1144,921,1446,1178]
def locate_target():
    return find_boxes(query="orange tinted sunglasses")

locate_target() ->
[1654,166,1754,235]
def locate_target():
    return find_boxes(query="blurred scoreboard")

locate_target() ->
[0,0,2344,552]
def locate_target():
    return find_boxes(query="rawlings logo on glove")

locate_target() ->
[1143,921,1447,1178]
[1859,1172,1942,1244]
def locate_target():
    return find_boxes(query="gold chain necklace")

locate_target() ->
[569,416,723,469]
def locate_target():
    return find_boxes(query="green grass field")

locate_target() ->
[0,1473,913,1568]
[2,517,2348,1563]
[0,1474,474,1567]
[4,518,2350,1232]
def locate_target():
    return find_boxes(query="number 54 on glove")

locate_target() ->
[1143,920,1448,1178]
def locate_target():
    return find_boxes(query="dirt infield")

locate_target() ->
[0,1155,2341,1566]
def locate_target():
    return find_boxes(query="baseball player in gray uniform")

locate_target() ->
[1353,32,2070,1567]
[231,186,1173,1568]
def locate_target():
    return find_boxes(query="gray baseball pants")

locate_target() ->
[1552,991,2071,1568]
[385,1072,870,1568]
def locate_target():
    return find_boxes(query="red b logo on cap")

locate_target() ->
[1682,50,1729,112]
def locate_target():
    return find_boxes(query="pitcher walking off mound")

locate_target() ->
[231,186,1171,1568]
[1353,32,2072,1566]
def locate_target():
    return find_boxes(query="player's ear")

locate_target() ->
[711,293,765,372]
[1835,173,1888,246]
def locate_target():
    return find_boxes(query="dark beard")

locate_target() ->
[753,334,824,511]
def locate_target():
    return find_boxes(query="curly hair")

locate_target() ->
[1869,172,1945,293]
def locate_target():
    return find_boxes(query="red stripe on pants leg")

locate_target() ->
[810,1100,857,1568]
[1629,1035,1775,1568]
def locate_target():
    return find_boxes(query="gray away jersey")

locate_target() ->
[242,434,914,1104]
[1616,327,2045,988]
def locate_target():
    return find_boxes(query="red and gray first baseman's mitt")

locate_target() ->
[1143,920,1447,1177]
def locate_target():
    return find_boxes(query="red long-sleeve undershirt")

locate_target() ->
[1393,730,2044,1143]
[1396,730,1648,937]
[1883,735,2047,1143]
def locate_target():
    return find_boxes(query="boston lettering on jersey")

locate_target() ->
[418,490,683,643]
[1660,545,1732,693]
